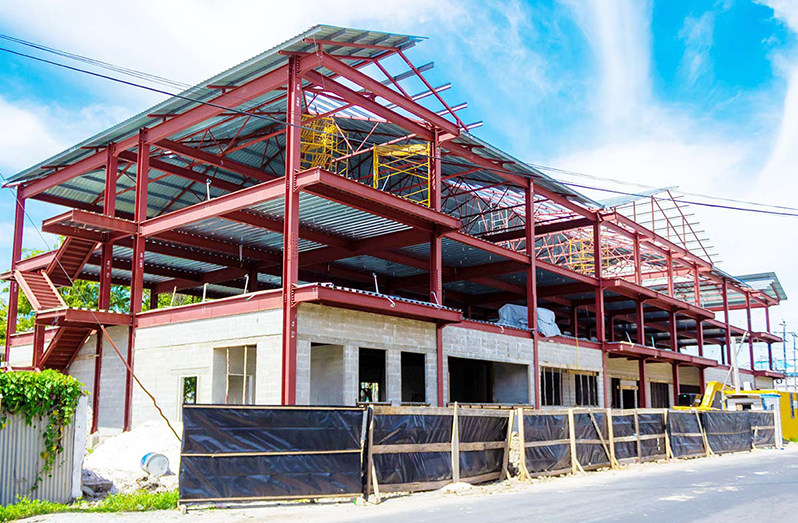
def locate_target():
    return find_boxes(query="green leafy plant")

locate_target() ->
[0,370,85,488]
[0,490,179,522]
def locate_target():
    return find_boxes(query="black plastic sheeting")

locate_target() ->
[459,415,508,479]
[460,449,505,478]
[180,406,364,501]
[372,414,452,446]
[668,411,705,458]
[574,413,610,469]
[702,412,753,454]
[372,412,508,485]
[524,414,571,474]
[748,412,776,448]
[611,415,637,461]
[638,414,666,459]
[372,413,453,486]
[373,452,452,484]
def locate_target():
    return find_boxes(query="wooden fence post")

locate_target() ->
[663,410,674,460]
[518,407,529,480]
[501,408,514,480]
[695,410,713,457]
[607,408,617,469]
[451,402,460,484]
[633,410,642,463]
[568,408,582,474]
[365,406,380,503]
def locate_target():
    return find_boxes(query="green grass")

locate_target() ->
[0,489,178,522]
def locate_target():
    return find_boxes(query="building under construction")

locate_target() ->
[0,26,787,435]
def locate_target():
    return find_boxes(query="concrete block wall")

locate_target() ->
[297,303,437,405]
[442,326,536,405]
[69,326,129,436]
[538,339,604,407]
[130,309,282,429]
[605,358,674,407]
[7,342,33,367]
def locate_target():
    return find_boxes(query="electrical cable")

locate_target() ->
[2,41,798,219]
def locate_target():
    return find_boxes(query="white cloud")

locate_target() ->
[549,0,798,344]
[679,11,716,84]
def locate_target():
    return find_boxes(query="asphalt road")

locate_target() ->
[41,445,798,523]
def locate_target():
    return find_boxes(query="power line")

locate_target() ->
[2,40,798,219]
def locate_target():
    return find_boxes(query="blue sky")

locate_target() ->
[1,0,798,364]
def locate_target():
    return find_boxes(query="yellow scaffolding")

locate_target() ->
[567,237,611,276]
[372,143,431,206]
[300,116,348,176]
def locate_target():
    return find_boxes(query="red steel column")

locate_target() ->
[281,57,301,405]
[633,233,642,285]
[639,358,649,408]
[745,291,755,370]
[765,306,773,371]
[4,190,25,363]
[99,145,117,311]
[430,134,444,406]
[124,129,149,431]
[693,265,701,307]
[571,306,578,338]
[636,300,646,345]
[666,253,674,297]
[672,363,681,406]
[722,279,732,366]
[32,324,45,368]
[93,145,116,433]
[525,181,539,409]
[91,334,103,433]
[594,223,608,406]
[669,310,679,353]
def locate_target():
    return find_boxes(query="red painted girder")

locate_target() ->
[303,169,459,233]
[314,52,460,136]
[392,259,524,290]
[443,231,529,265]
[303,69,434,140]
[19,64,291,199]
[156,139,276,183]
[118,150,244,193]
[35,308,132,327]
[156,230,282,264]
[42,209,136,236]
[140,175,287,237]
[480,217,594,243]
[602,212,711,270]
[299,229,429,266]
[223,210,353,250]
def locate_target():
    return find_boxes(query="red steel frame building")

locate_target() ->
[0,26,786,429]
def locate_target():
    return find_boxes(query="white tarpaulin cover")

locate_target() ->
[497,304,561,337]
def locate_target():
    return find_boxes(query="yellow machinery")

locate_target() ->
[676,381,798,441]
[372,143,431,207]
[300,116,348,176]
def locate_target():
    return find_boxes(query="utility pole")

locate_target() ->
[792,333,797,394]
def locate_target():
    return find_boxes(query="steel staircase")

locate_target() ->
[12,269,93,371]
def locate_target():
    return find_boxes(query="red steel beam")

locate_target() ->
[19,64,291,199]
[282,57,301,405]
[303,69,433,141]
[314,51,460,136]
[156,139,276,183]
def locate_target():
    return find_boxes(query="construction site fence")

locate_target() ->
[178,405,776,504]
[178,403,512,504]
[517,408,778,478]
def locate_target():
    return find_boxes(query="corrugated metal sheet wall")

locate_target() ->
[0,396,86,506]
